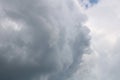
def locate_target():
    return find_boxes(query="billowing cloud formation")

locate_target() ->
[0,0,90,80]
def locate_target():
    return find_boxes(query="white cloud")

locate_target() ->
[79,0,120,80]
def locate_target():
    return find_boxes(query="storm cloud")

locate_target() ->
[0,0,90,80]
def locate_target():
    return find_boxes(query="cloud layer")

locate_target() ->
[0,0,90,80]
[81,0,120,80]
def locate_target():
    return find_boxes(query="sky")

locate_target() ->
[0,0,120,80]
[82,0,120,80]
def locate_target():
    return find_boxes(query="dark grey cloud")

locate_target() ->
[0,0,91,80]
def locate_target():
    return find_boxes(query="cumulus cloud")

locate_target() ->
[0,0,91,80]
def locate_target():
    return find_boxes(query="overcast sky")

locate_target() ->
[0,0,120,80]
[83,0,120,80]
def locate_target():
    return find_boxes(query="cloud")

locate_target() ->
[0,0,90,80]
[79,0,120,80]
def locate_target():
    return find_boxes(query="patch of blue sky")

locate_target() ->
[80,0,99,8]
[89,0,99,5]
